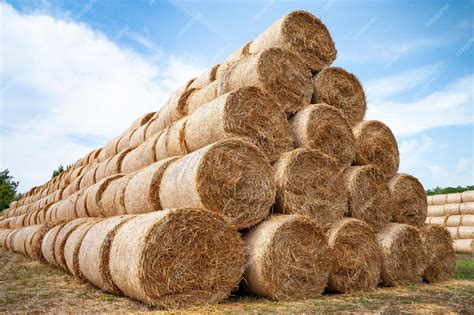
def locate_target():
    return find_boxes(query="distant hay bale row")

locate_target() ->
[427,202,474,216]
[426,215,474,227]
[427,190,474,205]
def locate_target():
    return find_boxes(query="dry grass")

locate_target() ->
[1,248,472,313]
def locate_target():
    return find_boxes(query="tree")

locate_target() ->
[0,169,21,211]
[426,185,474,195]
[52,164,65,179]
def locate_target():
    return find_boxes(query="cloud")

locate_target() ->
[0,3,205,191]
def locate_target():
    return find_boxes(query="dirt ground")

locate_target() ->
[0,249,473,313]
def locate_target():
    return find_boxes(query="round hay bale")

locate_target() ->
[182,81,218,114]
[85,175,125,217]
[103,148,133,179]
[430,216,447,226]
[75,190,89,218]
[389,173,427,227]
[353,120,399,179]
[273,148,347,229]
[188,64,220,90]
[313,67,365,126]
[5,229,19,251]
[103,136,122,159]
[95,157,113,183]
[244,10,335,72]
[64,173,85,198]
[377,223,427,286]
[432,194,447,205]
[116,131,133,153]
[41,223,67,267]
[109,208,245,308]
[64,218,102,278]
[184,86,293,162]
[129,112,156,132]
[461,190,474,203]
[26,222,63,260]
[54,218,90,270]
[428,205,446,217]
[159,139,275,229]
[446,193,462,204]
[446,215,462,227]
[123,158,178,215]
[446,227,459,239]
[154,119,188,160]
[290,103,355,167]
[460,202,474,215]
[217,48,312,115]
[0,229,12,248]
[11,226,38,255]
[462,214,474,226]
[454,239,474,254]
[457,227,474,239]
[444,203,460,215]
[243,214,331,300]
[79,164,99,190]
[100,173,137,217]
[79,215,134,293]
[345,166,392,232]
[129,125,148,148]
[326,218,382,293]
[420,225,456,283]
[121,133,159,174]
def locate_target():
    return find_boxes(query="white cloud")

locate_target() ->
[0,3,205,191]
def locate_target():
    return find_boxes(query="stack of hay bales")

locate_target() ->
[0,9,456,309]
[426,190,474,254]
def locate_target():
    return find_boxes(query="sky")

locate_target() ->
[0,0,473,192]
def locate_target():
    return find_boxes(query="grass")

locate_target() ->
[0,249,473,313]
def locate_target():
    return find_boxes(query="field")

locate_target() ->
[0,249,473,313]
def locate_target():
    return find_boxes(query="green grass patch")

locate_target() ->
[454,255,474,280]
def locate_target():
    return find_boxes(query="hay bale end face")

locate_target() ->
[159,139,275,229]
[53,219,90,270]
[109,209,246,309]
[389,173,427,227]
[41,223,67,267]
[326,218,382,293]
[273,148,347,230]
[243,214,331,300]
[377,223,427,286]
[420,225,456,283]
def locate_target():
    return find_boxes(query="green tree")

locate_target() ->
[426,185,474,195]
[52,164,65,179]
[0,169,20,211]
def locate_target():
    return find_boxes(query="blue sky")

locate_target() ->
[0,0,473,191]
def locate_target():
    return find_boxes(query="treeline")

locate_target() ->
[426,185,474,196]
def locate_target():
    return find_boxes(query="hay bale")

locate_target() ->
[462,215,474,226]
[313,67,365,126]
[79,164,99,190]
[85,174,125,217]
[0,229,12,248]
[123,158,178,214]
[79,215,134,294]
[64,218,102,278]
[241,10,336,72]
[94,158,111,183]
[326,218,382,293]
[454,239,474,254]
[184,86,293,162]
[377,223,427,286]
[446,227,459,239]
[75,190,89,218]
[188,64,220,89]
[345,166,392,232]
[182,81,218,114]
[456,226,474,239]
[446,193,462,204]
[217,48,312,115]
[159,139,275,229]
[100,173,136,217]
[103,136,122,159]
[353,120,399,179]
[129,112,156,132]
[432,194,447,205]
[444,203,460,215]
[41,223,67,267]
[109,208,245,308]
[428,205,446,217]
[53,218,90,270]
[154,119,188,160]
[101,148,133,180]
[25,222,63,260]
[63,174,85,198]
[462,190,474,202]
[5,230,18,251]
[460,202,474,215]
[243,214,331,300]
[121,133,159,174]
[389,173,427,227]
[290,103,355,167]
[420,225,455,283]
[273,148,346,229]
[11,225,39,255]
[430,216,447,226]
[129,125,148,148]
[445,215,473,227]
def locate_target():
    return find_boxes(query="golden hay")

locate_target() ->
[11,225,40,256]
[102,148,133,179]
[5,230,18,251]
[430,216,447,226]
[41,223,67,267]
[79,215,134,294]
[129,112,156,132]
[273,148,347,230]
[243,214,331,300]
[453,239,474,254]
[460,202,474,215]
[179,82,217,115]
[353,120,399,179]
[188,64,220,89]
[431,194,447,205]
[444,203,460,215]
[462,190,474,202]
[446,193,462,204]
[123,158,178,214]
[290,103,355,167]
[345,166,392,232]
[159,139,275,229]
[420,224,456,283]
[79,164,99,190]
[75,190,89,218]
[326,218,382,293]
[427,205,446,217]
[109,209,246,309]
[85,175,125,217]
[154,119,188,160]
[100,173,136,217]
[389,173,427,227]
[53,218,90,270]
[121,133,159,174]
[217,48,312,115]
[377,223,427,286]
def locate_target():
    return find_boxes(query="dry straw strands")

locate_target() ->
[345,166,392,232]
[273,148,347,230]
[420,225,456,283]
[53,219,90,270]
[290,103,355,167]
[100,173,137,217]
[389,174,427,227]
[453,239,474,254]
[41,222,67,267]
[313,67,366,126]
[121,133,158,174]
[377,223,427,286]
[462,190,474,202]
[79,215,134,294]
[85,174,124,217]
[159,139,275,229]
[217,48,312,115]
[353,120,399,179]
[243,214,331,300]
[109,209,246,309]
[326,218,382,293]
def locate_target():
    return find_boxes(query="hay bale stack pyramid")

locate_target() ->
[426,190,474,254]
[0,10,457,309]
